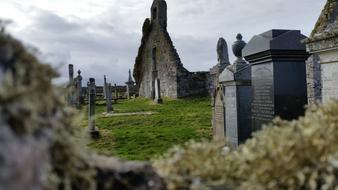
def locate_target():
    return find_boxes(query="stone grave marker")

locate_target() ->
[88,78,99,138]
[243,29,309,131]
[75,70,82,108]
[212,85,225,139]
[219,34,252,147]
[106,83,113,113]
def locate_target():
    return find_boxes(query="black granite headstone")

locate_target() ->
[243,29,309,131]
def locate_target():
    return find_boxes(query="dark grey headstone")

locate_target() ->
[88,78,99,138]
[243,29,309,131]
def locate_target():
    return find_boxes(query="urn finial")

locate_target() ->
[232,33,246,60]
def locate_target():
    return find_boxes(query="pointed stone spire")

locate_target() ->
[127,69,134,84]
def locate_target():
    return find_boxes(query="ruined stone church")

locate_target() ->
[133,0,210,99]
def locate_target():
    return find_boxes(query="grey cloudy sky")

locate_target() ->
[0,0,326,85]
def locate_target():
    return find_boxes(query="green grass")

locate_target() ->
[83,97,212,160]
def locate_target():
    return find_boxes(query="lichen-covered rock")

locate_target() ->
[0,27,166,190]
[94,155,166,190]
[154,102,338,190]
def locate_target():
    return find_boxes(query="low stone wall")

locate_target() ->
[177,69,210,98]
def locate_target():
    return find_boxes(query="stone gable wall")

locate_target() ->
[135,22,210,99]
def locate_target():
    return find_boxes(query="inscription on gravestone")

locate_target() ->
[213,88,225,139]
[251,64,274,129]
[243,29,308,131]
[225,86,238,146]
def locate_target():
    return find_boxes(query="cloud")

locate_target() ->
[0,0,327,86]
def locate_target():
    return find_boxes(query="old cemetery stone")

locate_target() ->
[103,75,108,99]
[154,78,163,104]
[209,38,231,95]
[88,78,100,138]
[243,29,309,131]
[212,85,225,139]
[303,0,338,103]
[106,83,113,113]
[74,70,83,108]
[114,83,118,100]
[126,69,135,99]
[67,64,75,106]
[218,34,252,147]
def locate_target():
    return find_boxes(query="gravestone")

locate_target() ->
[154,78,163,104]
[219,34,252,147]
[212,85,225,139]
[103,75,108,99]
[67,64,75,106]
[88,78,99,138]
[303,0,338,103]
[209,38,231,95]
[75,70,82,108]
[114,83,118,100]
[106,83,113,113]
[243,29,309,131]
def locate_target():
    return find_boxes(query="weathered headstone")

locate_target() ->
[67,64,75,106]
[243,29,309,131]
[212,85,225,139]
[103,75,108,99]
[209,38,231,97]
[69,64,74,84]
[154,78,163,104]
[114,83,118,100]
[88,78,99,138]
[106,82,113,113]
[218,34,252,147]
[75,70,82,108]
[303,0,338,103]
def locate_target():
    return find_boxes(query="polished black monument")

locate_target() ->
[243,29,309,131]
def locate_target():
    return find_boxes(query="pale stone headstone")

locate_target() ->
[219,34,252,147]
[88,78,99,138]
[243,30,309,131]
[212,85,225,139]
[106,83,113,113]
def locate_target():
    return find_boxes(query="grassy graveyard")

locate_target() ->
[82,97,212,160]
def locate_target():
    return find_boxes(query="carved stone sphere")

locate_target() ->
[232,33,247,58]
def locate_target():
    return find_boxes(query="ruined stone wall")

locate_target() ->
[177,68,209,98]
[138,24,179,98]
[136,21,210,99]
[134,0,212,99]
